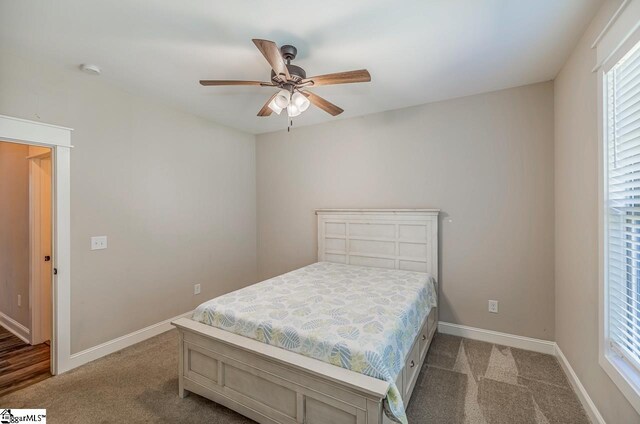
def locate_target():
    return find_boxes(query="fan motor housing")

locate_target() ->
[271,64,306,83]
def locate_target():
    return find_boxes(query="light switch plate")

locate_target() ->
[194,284,201,295]
[91,236,108,250]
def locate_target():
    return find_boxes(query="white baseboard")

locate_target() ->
[555,344,605,424]
[0,311,30,344]
[66,310,192,371]
[438,321,604,423]
[438,321,556,355]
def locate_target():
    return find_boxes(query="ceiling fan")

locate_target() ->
[200,39,371,119]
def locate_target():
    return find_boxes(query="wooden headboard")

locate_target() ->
[316,209,439,278]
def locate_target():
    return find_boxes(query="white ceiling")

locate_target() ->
[0,0,602,134]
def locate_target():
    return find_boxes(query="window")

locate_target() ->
[605,40,640,377]
[597,1,640,413]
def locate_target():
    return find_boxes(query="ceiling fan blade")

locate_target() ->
[302,91,344,116]
[302,69,371,86]
[257,93,278,117]
[200,80,274,86]
[252,39,291,82]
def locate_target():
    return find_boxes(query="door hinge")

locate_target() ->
[53,268,58,275]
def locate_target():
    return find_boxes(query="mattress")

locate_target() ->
[192,261,437,424]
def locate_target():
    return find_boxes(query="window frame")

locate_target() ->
[599,27,640,415]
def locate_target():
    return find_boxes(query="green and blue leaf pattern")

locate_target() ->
[192,262,437,424]
[256,321,273,344]
[337,325,360,340]
[281,327,301,349]
[330,342,352,368]
[363,320,384,334]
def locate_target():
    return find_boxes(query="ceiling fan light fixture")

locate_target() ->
[274,89,290,109]
[287,103,301,117]
[292,92,310,112]
[200,39,370,119]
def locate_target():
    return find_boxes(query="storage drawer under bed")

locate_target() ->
[401,306,437,402]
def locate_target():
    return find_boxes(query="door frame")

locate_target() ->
[0,114,72,375]
[29,151,52,346]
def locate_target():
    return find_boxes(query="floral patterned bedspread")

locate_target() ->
[192,261,437,423]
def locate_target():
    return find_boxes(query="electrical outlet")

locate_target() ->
[488,300,499,313]
[91,236,108,250]
[194,284,201,295]
[17,294,21,307]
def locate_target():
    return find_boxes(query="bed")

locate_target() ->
[172,209,439,424]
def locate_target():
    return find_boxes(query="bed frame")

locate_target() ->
[172,209,439,424]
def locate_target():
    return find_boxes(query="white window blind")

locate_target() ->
[607,41,640,371]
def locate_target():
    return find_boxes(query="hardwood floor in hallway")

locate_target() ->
[0,325,50,397]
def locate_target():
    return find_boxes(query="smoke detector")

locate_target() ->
[80,64,101,75]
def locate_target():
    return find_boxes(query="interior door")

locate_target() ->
[40,155,52,343]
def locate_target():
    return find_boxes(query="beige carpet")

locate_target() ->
[411,333,590,423]
[0,330,589,423]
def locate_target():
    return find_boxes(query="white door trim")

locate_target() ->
[0,114,73,375]
[0,114,72,147]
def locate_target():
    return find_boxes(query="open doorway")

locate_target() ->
[0,140,53,396]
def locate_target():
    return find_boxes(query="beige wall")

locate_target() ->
[0,50,258,353]
[0,141,30,329]
[256,82,556,341]
[554,0,640,422]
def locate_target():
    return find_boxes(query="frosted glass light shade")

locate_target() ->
[268,98,283,115]
[287,103,301,117]
[274,90,290,109]
[291,92,310,112]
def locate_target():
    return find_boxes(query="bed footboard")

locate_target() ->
[173,305,437,424]
[173,317,390,424]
